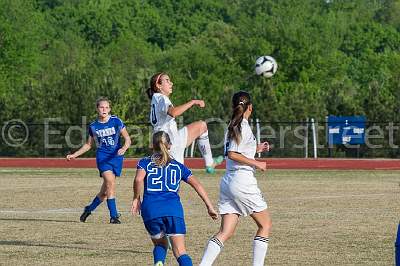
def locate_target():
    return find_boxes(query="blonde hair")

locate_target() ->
[151,131,172,167]
[96,96,111,108]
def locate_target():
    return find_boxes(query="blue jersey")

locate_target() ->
[137,157,192,222]
[88,115,125,155]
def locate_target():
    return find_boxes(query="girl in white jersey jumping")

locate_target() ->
[199,91,272,266]
[146,72,223,173]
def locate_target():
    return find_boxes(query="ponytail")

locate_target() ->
[147,72,165,99]
[227,91,251,145]
[151,131,172,167]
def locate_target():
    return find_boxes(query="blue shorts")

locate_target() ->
[144,216,186,239]
[96,154,123,177]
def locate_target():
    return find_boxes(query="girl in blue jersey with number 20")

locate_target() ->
[131,131,218,266]
[67,97,131,224]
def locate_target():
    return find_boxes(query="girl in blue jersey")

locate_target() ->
[131,131,218,266]
[67,97,131,224]
[146,72,223,173]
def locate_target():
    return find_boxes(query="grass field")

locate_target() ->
[0,168,398,265]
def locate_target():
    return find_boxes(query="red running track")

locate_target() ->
[0,158,400,170]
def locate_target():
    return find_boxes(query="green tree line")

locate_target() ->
[1,0,400,157]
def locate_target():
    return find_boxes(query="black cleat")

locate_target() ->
[80,209,91,223]
[110,213,121,224]
[110,217,121,224]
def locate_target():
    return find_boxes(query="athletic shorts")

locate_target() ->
[218,171,267,217]
[169,127,188,164]
[143,216,186,239]
[96,154,124,177]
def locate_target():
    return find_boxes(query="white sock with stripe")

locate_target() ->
[253,236,269,266]
[199,236,223,266]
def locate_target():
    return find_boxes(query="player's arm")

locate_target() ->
[66,136,93,160]
[117,127,131,155]
[167,100,205,118]
[228,151,267,171]
[131,168,145,215]
[186,175,218,220]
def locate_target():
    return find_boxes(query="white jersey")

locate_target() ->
[224,118,257,173]
[220,118,267,216]
[150,93,179,140]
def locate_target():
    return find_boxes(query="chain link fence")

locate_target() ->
[1,118,400,158]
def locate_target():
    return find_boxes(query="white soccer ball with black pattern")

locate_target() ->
[255,55,278,78]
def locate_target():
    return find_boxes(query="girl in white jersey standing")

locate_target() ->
[146,72,223,173]
[199,91,272,266]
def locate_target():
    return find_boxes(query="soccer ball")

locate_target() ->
[255,55,278,78]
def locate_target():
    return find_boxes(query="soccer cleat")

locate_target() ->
[110,217,121,224]
[213,155,224,165]
[110,213,121,224]
[154,262,164,266]
[80,209,91,223]
[205,156,224,174]
[205,166,216,174]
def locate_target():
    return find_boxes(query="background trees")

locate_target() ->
[1,0,399,156]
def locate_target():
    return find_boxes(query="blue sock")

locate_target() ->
[177,254,192,266]
[85,196,102,212]
[153,245,167,264]
[106,198,118,218]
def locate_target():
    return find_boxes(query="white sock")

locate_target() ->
[199,236,223,266]
[198,131,214,167]
[253,236,269,266]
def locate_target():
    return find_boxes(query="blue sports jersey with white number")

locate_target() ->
[137,157,192,222]
[88,115,125,155]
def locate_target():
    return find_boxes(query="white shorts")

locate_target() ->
[218,171,267,217]
[169,126,188,164]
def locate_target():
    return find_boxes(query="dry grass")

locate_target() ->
[0,168,398,265]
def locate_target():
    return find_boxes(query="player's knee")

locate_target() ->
[199,120,207,133]
[259,219,272,233]
[218,230,234,242]
[172,245,187,258]
[98,188,107,197]
[267,218,272,229]
[105,179,115,188]
[105,184,115,195]
[98,192,107,200]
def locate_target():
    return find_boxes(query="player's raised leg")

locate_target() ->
[185,120,223,173]
[250,210,272,266]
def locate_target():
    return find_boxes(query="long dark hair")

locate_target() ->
[227,91,251,145]
[151,131,172,167]
[146,72,165,99]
